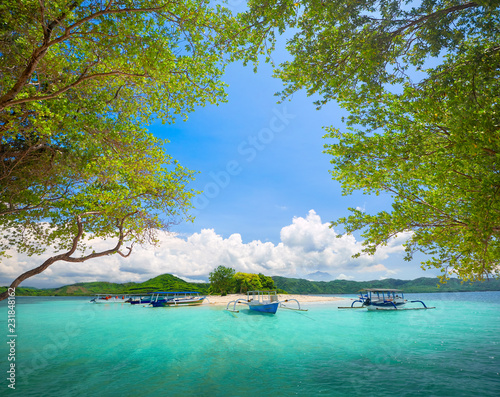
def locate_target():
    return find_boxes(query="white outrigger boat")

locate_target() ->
[149,291,206,307]
[90,294,132,303]
[226,290,307,314]
[339,288,435,311]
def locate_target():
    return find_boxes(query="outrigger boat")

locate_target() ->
[149,291,206,307]
[226,290,307,314]
[339,288,435,311]
[90,294,132,303]
[126,295,153,305]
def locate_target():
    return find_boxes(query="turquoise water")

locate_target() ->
[1,292,499,396]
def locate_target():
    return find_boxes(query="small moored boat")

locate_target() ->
[90,294,131,303]
[339,288,435,311]
[226,290,307,314]
[149,291,206,307]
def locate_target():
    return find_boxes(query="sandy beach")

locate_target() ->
[205,293,344,306]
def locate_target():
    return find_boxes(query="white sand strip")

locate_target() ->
[204,293,343,306]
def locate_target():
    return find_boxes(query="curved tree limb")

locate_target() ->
[3,71,149,109]
[0,212,134,301]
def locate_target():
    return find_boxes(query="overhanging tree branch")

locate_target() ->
[390,2,479,37]
[0,212,134,301]
[0,2,170,111]
[3,71,149,108]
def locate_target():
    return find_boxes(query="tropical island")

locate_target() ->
[2,272,499,297]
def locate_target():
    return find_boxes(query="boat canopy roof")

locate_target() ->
[361,288,403,293]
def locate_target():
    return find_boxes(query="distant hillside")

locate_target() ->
[271,276,500,294]
[0,274,210,296]
[125,274,209,294]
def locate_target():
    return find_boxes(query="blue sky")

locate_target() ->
[150,60,355,243]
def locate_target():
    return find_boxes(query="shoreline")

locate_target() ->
[204,293,344,306]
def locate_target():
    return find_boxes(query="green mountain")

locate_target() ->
[271,276,500,294]
[124,274,209,294]
[0,274,210,296]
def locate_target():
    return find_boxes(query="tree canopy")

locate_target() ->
[242,0,500,281]
[208,267,277,294]
[233,272,277,293]
[209,265,235,295]
[0,0,261,299]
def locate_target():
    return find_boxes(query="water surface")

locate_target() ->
[1,292,499,396]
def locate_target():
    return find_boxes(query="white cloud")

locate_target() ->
[359,264,391,273]
[0,210,412,288]
[355,204,366,212]
[359,264,398,280]
[335,274,355,280]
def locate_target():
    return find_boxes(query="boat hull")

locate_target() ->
[248,302,279,314]
[130,299,152,305]
[366,302,406,311]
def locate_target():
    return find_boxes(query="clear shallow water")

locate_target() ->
[1,292,499,396]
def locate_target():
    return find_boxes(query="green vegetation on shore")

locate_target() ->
[208,266,280,295]
[2,274,500,297]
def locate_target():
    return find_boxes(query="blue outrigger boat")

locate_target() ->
[226,290,307,314]
[149,291,206,307]
[340,288,435,311]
